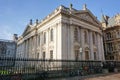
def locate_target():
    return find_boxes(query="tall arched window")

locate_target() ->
[84,31,87,43]
[74,28,78,41]
[92,33,95,44]
[38,34,40,46]
[44,32,46,44]
[50,29,53,41]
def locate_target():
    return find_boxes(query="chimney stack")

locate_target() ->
[30,19,32,25]
[13,34,18,42]
[36,19,38,24]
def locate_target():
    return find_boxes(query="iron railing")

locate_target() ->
[0,57,120,80]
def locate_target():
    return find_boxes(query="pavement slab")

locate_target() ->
[84,73,120,80]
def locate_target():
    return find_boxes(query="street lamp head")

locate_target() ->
[79,48,82,53]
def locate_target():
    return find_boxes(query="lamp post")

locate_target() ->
[79,48,82,60]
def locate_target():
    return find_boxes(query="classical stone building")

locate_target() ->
[102,14,120,60]
[0,34,17,66]
[17,4,104,61]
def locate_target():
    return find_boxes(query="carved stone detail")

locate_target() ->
[79,13,97,25]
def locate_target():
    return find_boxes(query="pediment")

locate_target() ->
[85,47,89,50]
[74,11,100,26]
[22,25,31,36]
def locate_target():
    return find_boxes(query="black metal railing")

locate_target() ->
[0,57,120,80]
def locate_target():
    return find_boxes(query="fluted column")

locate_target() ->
[67,24,70,60]
[69,25,74,60]
[40,33,42,59]
[28,39,30,58]
[24,41,26,58]
[26,39,29,59]
[29,38,31,58]
[35,34,37,59]
[25,40,28,59]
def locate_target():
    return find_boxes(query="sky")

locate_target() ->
[0,0,120,40]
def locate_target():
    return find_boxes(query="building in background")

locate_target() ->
[102,14,120,60]
[0,34,17,66]
[17,4,104,61]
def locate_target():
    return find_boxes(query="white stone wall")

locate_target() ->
[17,5,105,61]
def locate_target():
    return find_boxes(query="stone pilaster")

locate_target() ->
[81,29,85,60]
[89,31,94,60]
[100,35,105,60]
[69,25,74,60]
[97,34,102,60]
[35,35,37,59]
[26,39,29,58]
[67,24,70,60]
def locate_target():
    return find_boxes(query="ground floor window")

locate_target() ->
[50,50,53,60]
[75,50,79,60]
[43,52,45,59]
[94,52,97,60]
[85,51,89,60]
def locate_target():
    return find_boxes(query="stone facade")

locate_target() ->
[17,4,104,61]
[0,40,16,58]
[0,38,17,66]
[102,14,120,60]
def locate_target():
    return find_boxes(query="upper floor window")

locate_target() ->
[74,28,78,41]
[84,31,88,43]
[8,50,10,55]
[44,32,46,44]
[92,33,95,44]
[0,43,6,54]
[50,29,53,41]
[106,32,112,40]
[38,34,40,46]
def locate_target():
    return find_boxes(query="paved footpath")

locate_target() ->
[49,73,120,80]
[84,73,120,80]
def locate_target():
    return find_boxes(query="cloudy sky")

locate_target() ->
[0,0,120,40]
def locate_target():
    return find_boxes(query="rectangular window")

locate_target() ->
[43,52,45,60]
[50,50,53,60]
[75,50,79,60]
[94,52,97,60]
[85,51,89,60]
